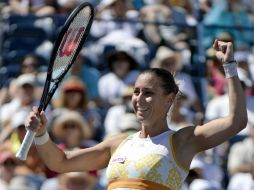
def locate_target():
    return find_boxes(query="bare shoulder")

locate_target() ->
[103,133,130,155]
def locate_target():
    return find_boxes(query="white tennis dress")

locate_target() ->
[106,130,188,190]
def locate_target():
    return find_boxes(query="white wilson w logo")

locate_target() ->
[59,27,85,57]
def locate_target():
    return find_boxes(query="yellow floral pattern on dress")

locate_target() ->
[108,154,183,189]
[107,131,188,190]
[166,160,182,190]
[137,155,163,184]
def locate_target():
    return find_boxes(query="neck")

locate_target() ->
[139,120,169,138]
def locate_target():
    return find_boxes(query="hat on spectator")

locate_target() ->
[62,76,86,93]
[107,50,138,71]
[8,176,37,190]
[15,74,36,87]
[151,46,182,71]
[119,113,141,132]
[52,111,91,140]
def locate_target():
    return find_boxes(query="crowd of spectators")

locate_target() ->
[0,0,254,189]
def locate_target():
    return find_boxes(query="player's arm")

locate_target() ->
[174,40,248,165]
[26,108,128,173]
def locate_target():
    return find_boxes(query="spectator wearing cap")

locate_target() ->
[52,76,102,140]
[19,54,47,98]
[98,50,140,106]
[0,150,18,189]
[0,74,38,127]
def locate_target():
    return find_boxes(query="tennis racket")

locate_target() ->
[16,2,94,160]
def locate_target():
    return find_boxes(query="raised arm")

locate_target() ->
[174,40,248,165]
[25,108,128,173]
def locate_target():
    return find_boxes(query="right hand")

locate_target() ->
[25,107,48,137]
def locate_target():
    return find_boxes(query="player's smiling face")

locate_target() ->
[132,73,170,124]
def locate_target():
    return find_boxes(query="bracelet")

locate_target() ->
[34,131,49,145]
[223,61,238,79]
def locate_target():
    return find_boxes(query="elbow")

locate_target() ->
[240,110,248,129]
[46,155,68,173]
[240,115,248,129]
[46,163,63,173]
[232,112,248,131]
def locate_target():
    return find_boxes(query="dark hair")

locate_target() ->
[140,68,179,95]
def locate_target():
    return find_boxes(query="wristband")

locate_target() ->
[223,61,238,79]
[34,131,49,145]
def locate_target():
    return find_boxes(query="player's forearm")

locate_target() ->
[227,76,247,129]
[35,138,68,173]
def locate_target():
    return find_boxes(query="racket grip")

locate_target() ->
[16,130,36,160]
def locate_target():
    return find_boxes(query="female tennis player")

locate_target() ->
[25,39,247,190]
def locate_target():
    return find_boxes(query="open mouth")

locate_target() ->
[137,108,148,112]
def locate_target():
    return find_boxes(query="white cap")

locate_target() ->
[16,74,36,87]
[119,113,141,132]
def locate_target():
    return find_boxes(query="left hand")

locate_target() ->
[213,39,235,63]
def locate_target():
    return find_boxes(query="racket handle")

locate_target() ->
[16,130,36,160]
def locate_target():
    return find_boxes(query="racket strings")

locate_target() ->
[52,6,92,80]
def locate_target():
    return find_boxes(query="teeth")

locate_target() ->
[137,108,147,111]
